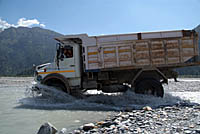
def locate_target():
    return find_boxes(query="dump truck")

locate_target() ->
[33,30,199,97]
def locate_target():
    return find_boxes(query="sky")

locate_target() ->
[0,0,200,35]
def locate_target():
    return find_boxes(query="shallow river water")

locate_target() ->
[0,77,200,134]
[0,77,113,134]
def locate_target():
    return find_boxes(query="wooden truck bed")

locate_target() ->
[83,30,199,71]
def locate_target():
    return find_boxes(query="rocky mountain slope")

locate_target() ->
[0,27,63,76]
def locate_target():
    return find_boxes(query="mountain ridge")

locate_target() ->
[0,26,63,76]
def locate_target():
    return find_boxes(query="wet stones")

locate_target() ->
[71,104,200,134]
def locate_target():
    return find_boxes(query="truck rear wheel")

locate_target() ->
[134,79,164,97]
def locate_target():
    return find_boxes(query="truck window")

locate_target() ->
[63,46,73,58]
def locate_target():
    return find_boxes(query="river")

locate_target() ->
[0,77,113,134]
[0,77,200,134]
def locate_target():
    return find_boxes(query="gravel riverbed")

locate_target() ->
[68,79,200,134]
[71,105,200,134]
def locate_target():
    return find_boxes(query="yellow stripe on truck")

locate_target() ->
[88,52,98,55]
[104,50,116,54]
[87,50,117,55]
[38,70,75,75]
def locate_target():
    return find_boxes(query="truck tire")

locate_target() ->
[135,79,164,97]
[44,81,66,92]
[41,73,71,94]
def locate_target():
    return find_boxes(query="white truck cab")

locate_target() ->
[35,40,82,92]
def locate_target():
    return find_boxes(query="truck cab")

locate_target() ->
[35,39,82,93]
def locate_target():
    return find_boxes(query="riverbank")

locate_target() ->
[69,104,200,134]
[67,79,200,134]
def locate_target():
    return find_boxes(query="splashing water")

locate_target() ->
[20,82,193,111]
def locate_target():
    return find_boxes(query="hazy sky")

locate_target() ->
[0,0,200,35]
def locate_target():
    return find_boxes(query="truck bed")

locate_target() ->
[84,30,199,71]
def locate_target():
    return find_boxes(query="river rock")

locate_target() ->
[73,130,81,134]
[195,129,200,133]
[101,121,115,127]
[58,128,67,134]
[136,127,142,133]
[82,123,95,131]
[37,122,57,134]
[143,106,152,111]
[184,130,192,134]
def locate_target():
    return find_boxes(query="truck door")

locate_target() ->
[58,45,76,78]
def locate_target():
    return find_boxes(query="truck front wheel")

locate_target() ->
[44,79,67,92]
[41,73,71,94]
[134,79,164,97]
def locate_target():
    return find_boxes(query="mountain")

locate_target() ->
[0,27,63,76]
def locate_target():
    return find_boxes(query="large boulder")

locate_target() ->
[37,122,57,134]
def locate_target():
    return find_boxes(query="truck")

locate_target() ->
[33,30,199,97]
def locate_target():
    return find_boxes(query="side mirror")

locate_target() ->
[56,43,61,50]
